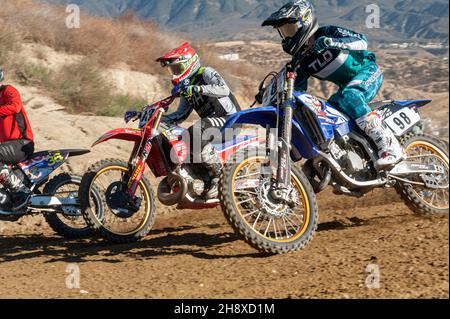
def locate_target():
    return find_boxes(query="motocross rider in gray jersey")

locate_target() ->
[157,43,241,199]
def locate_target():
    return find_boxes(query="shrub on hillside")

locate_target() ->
[15,59,145,116]
[0,25,20,66]
[51,59,112,113]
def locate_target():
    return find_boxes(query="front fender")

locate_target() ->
[92,128,143,147]
[222,106,318,160]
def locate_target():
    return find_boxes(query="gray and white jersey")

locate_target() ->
[163,67,241,124]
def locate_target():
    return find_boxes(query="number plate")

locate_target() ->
[262,68,286,106]
[139,106,157,128]
[384,107,421,136]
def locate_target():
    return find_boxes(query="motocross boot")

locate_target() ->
[201,144,223,200]
[0,166,32,211]
[357,112,406,170]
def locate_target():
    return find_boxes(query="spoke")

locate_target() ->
[282,217,294,238]
[289,210,305,223]
[252,212,262,229]
[429,192,437,206]
[235,172,261,180]
[257,219,267,233]
[239,206,259,212]
[242,210,259,218]
[264,218,272,238]
[272,218,279,240]
[235,190,258,196]
[285,215,301,233]
[238,198,255,205]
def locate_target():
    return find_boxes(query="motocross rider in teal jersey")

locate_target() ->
[263,0,405,169]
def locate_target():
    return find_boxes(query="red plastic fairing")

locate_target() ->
[92,128,143,147]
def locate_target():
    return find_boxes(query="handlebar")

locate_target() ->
[252,48,314,107]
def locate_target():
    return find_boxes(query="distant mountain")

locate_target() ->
[40,0,449,42]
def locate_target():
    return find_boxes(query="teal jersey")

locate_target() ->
[294,25,377,90]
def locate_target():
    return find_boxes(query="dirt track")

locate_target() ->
[0,188,448,299]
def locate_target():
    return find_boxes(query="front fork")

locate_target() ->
[272,71,296,201]
[126,110,164,197]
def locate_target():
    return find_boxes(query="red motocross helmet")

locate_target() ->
[157,42,201,85]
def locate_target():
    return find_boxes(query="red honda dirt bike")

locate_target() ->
[79,95,264,243]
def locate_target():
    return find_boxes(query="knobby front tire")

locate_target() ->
[219,148,318,255]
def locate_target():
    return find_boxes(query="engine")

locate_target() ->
[178,165,212,198]
[329,139,374,181]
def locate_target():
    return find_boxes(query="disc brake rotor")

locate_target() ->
[256,180,298,218]
[61,191,82,219]
[105,182,140,219]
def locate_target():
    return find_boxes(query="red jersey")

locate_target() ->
[0,85,34,143]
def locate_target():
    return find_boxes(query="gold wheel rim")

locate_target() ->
[231,156,311,243]
[405,141,449,210]
[89,165,151,236]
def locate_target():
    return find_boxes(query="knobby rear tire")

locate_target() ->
[44,173,92,239]
[396,133,449,215]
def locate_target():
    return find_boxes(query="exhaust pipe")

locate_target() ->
[157,173,188,206]
[317,151,387,189]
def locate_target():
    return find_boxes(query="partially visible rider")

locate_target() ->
[157,43,241,199]
[0,68,35,211]
[263,0,405,169]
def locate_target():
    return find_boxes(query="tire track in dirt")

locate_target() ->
[0,189,447,299]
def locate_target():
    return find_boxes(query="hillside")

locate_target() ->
[40,0,450,44]
[1,0,261,116]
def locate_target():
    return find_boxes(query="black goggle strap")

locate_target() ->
[277,28,285,39]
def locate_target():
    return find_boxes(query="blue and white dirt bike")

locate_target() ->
[0,149,101,238]
[219,59,449,255]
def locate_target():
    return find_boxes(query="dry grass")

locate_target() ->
[0,25,20,66]
[0,0,262,113]
[15,59,146,116]
[0,0,260,78]
[0,0,168,74]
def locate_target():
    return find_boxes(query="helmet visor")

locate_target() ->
[277,22,302,39]
[168,62,187,77]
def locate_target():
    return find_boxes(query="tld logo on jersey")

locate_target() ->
[309,51,333,72]
[183,79,191,86]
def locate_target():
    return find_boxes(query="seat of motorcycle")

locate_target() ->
[369,99,432,111]
[369,100,395,110]
[28,149,90,159]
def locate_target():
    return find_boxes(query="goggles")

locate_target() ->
[160,59,189,77]
[277,22,302,39]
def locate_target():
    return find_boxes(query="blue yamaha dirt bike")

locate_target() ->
[219,59,449,255]
[0,149,101,238]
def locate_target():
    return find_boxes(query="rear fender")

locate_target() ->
[18,150,71,185]
[92,128,143,147]
[394,99,432,109]
[221,107,318,160]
